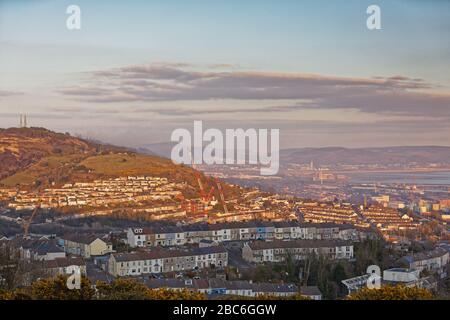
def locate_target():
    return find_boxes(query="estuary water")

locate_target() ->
[347,171,450,185]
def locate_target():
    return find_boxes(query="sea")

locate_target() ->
[346,171,450,185]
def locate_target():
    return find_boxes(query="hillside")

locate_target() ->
[0,127,127,181]
[0,127,234,198]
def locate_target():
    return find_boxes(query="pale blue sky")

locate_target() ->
[0,0,449,148]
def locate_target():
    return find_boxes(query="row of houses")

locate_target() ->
[4,176,185,210]
[362,206,419,233]
[126,221,364,248]
[143,278,322,299]
[3,234,114,261]
[0,237,88,286]
[9,238,66,261]
[41,257,87,278]
[297,202,367,226]
[59,234,114,258]
[242,240,354,263]
[398,247,449,277]
[108,246,228,277]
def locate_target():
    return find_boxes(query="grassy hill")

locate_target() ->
[0,127,126,181]
[0,127,239,199]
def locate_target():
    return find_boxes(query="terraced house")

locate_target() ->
[242,240,354,263]
[60,234,114,258]
[108,246,228,277]
[108,251,164,276]
[9,238,66,261]
[398,247,449,277]
[126,221,360,248]
[144,278,299,298]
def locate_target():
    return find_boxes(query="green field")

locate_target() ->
[80,154,178,176]
[1,155,82,186]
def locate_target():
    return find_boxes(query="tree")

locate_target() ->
[354,239,391,274]
[95,278,205,300]
[347,285,434,300]
[0,243,28,290]
[0,288,33,300]
[31,275,95,300]
[284,252,296,282]
[149,288,205,300]
[96,278,152,300]
[332,262,348,296]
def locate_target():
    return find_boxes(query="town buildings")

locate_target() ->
[108,246,228,277]
[59,234,114,258]
[1,176,184,211]
[300,286,323,300]
[11,238,66,261]
[126,221,363,248]
[297,202,367,227]
[42,256,86,277]
[398,247,449,277]
[361,205,418,236]
[242,240,354,263]
[143,278,302,298]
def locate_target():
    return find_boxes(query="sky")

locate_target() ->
[0,0,449,149]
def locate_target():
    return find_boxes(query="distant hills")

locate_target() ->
[280,146,450,166]
[144,142,450,167]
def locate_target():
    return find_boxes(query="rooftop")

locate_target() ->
[112,245,227,262]
[300,286,322,297]
[247,239,352,250]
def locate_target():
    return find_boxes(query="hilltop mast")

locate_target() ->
[19,113,28,128]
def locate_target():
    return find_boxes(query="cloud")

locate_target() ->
[57,63,450,118]
[0,90,23,98]
[130,104,306,116]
